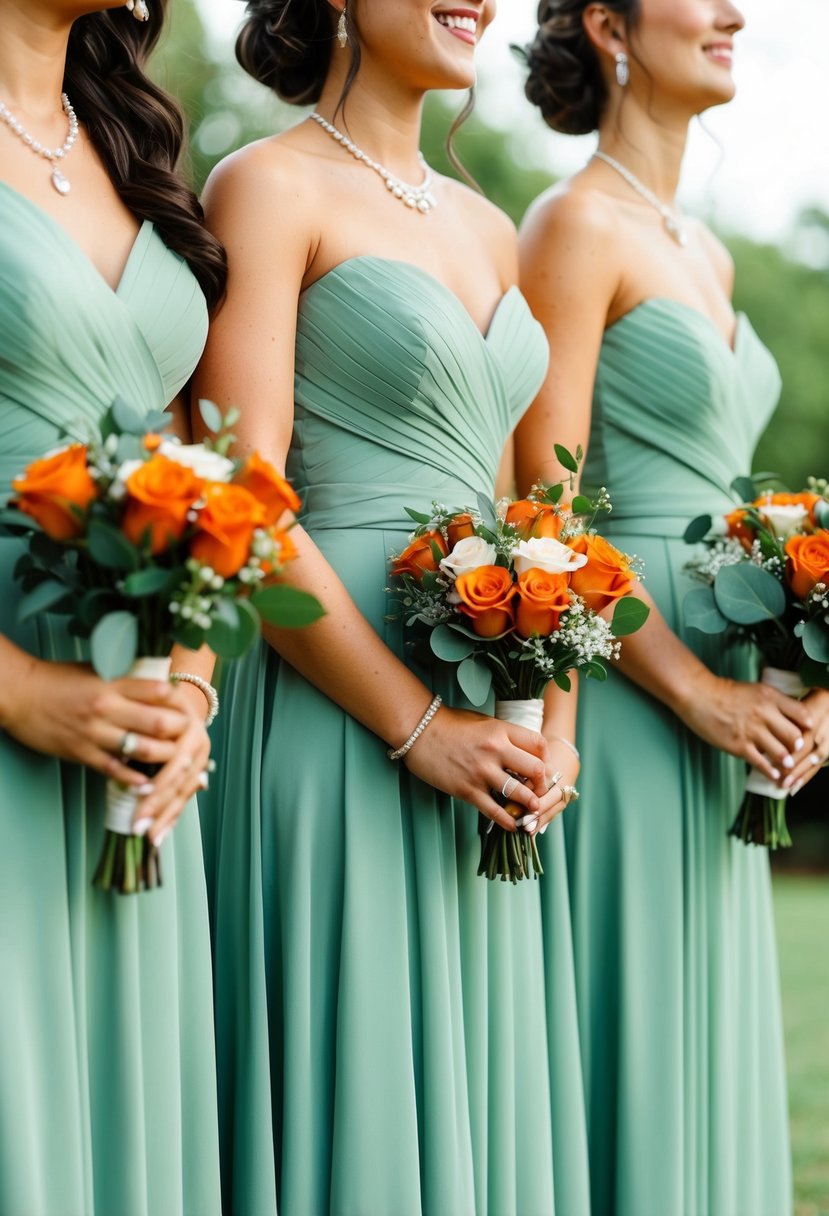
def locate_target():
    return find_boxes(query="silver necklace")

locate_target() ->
[310,112,437,214]
[593,150,688,247]
[0,92,79,197]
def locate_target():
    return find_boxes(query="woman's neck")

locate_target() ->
[314,66,426,183]
[597,100,691,204]
[0,3,71,119]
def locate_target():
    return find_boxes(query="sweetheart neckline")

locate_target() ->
[605,296,749,357]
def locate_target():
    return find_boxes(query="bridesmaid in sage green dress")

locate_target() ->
[0,3,227,1213]
[517,1,829,1213]
[195,1,590,1213]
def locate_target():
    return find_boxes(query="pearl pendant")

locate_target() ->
[51,166,71,196]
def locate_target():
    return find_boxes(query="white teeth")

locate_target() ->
[436,14,477,33]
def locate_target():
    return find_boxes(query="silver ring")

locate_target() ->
[545,769,563,792]
[119,731,139,760]
[501,775,518,800]
[197,770,210,791]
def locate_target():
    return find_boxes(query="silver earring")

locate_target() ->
[125,0,149,20]
[615,52,629,87]
[337,7,348,49]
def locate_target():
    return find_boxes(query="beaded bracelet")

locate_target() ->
[387,694,443,761]
[550,733,580,762]
[170,672,220,727]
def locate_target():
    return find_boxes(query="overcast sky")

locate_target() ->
[197,0,829,242]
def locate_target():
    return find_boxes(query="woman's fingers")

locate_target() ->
[475,791,520,833]
[134,724,211,842]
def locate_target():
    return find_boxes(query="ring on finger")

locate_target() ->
[119,731,139,760]
[561,782,580,804]
[545,769,563,792]
[501,774,519,799]
[197,770,210,791]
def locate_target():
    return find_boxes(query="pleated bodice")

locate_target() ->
[584,297,781,536]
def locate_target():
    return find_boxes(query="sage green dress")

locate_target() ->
[0,184,221,1216]
[201,256,591,1216]
[566,299,791,1215]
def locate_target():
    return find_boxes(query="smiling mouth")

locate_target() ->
[434,11,478,46]
[704,44,734,68]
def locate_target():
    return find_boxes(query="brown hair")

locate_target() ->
[66,3,227,307]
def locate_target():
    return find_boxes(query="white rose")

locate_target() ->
[159,439,234,483]
[439,535,498,579]
[512,536,588,576]
[759,503,808,539]
[112,458,143,486]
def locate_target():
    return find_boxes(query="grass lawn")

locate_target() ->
[773,875,829,1216]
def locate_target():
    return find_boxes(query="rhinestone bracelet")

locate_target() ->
[387,694,443,761]
[170,672,219,727]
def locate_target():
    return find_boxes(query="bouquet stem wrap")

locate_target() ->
[733,666,807,849]
[478,699,545,883]
[93,656,170,894]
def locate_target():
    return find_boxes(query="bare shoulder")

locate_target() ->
[520,177,622,252]
[439,174,518,280]
[693,219,735,293]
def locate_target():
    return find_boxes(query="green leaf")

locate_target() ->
[430,624,475,661]
[404,507,433,525]
[684,514,713,544]
[251,583,326,628]
[18,579,74,622]
[554,444,579,474]
[553,672,572,693]
[457,656,492,706]
[207,599,259,660]
[172,621,208,651]
[143,410,172,434]
[87,521,139,571]
[110,395,147,435]
[198,398,224,435]
[476,492,497,531]
[13,553,34,579]
[611,596,650,637]
[0,507,36,533]
[76,588,117,628]
[571,495,593,515]
[798,657,829,690]
[802,618,829,664]
[731,476,757,503]
[116,433,144,465]
[714,563,786,625]
[122,566,184,598]
[90,611,138,679]
[582,660,608,681]
[684,586,729,634]
[429,539,446,566]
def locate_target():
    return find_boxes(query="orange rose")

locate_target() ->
[515,569,572,638]
[190,483,267,577]
[122,455,204,554]
[447,513,476,548]
[235,452,301,526]
[454,565,516,638]
[391,530,448,580]
[12,444,98,540]
[272,527,298,567]
[725,508,754,550]
[785,531,829,600]
[567,533,636,613]
[506,499,564,540]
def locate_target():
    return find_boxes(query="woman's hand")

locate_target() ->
[131,682,212,846]
[519,738,581,837]
[781,687,829,796]
[403,706,549,830]
[677,669,814,781]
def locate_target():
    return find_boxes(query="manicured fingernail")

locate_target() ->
[539,823,548,835]
[516,815,533,828]
[132,817,153,836]
[770,767,781,781]
[524,816,539,835]
[782,775,793,790]
[791,781,802,796]
[794,737,805,752]
[810,754,820,767]
[152,826,170,848]
[782,755,795,770]
[137,782,154,795]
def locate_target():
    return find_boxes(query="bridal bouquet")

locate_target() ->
[684,476,829,847]
[390,448,649,881]
[1,397,323,893]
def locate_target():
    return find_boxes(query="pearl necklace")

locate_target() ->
[0,92,79,196]
[310,112,437,215]
[593,150,688,247]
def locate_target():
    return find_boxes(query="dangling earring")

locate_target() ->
[337,6,348,49]
[615,51,630,87]
[125,0,150,19]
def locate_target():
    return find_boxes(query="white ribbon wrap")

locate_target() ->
[104,656,171,834]
[744,666,808,799]
[494,699,545,733]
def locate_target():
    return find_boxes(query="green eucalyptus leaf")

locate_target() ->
[122,566,184,598]
[731,476,758,504]
[207,600,258,660]
[13,553,34,579]
[88,521,139,571]
[713,563,786,624]
[251,583,326,628]
[611,596,650,637]
[684,514,713,544]
[0,508,37,533]
[143,410,173,434]
[430,624,474,662]
[110,395,147,436]
[802,618,829,664]
[198,398,224,435]
[476,492,498,531]
[571,495,594,515]
[116,434,144,465]
[684,586,729,634]
[553,672,572,693]
[18,579,74,623]
[457,656,492,706]
[582,660,608,681]
[554,444,579,474]
[76,588,117,628]
[90,611,138,679]
[798,656,829,690]
[172,621,208,651]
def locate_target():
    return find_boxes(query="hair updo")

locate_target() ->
[523,0,640,135]
[237,0,354,107]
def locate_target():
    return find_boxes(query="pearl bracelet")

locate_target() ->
[550,733,580,762]
[387,694,443,761]
[170,672,219,727]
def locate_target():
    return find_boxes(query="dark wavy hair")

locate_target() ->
[65,3,226,308]
[522,0,641,135]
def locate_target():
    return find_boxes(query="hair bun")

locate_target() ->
[236,0,332,105]
[523,1,608,136]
